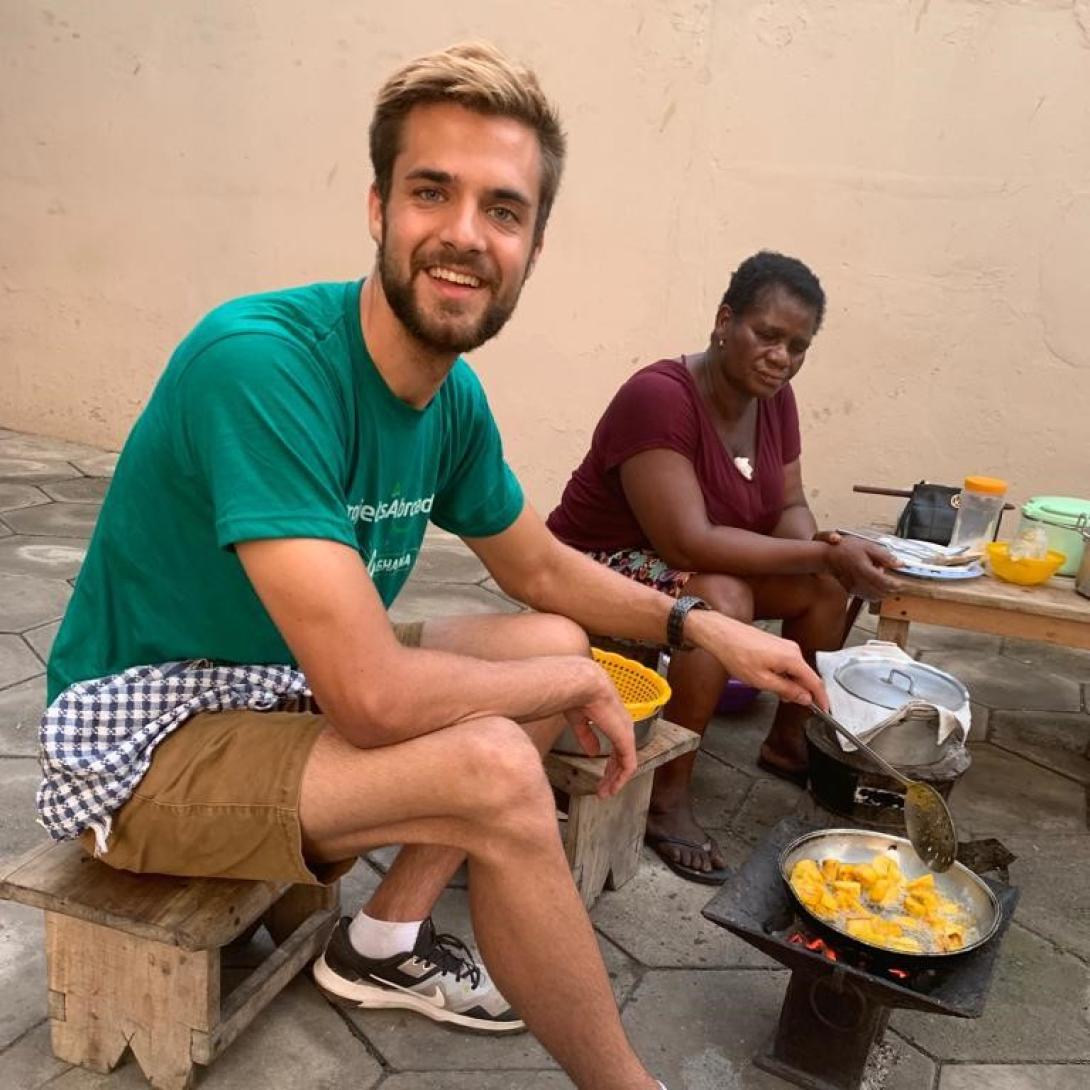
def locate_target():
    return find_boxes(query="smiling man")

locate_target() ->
[41,44,825,1090]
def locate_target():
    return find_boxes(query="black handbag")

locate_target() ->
[894,482,960,545]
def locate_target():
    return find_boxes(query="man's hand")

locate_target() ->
[562,665,638,799]
[822,535,900,600]
[686,610,829,710]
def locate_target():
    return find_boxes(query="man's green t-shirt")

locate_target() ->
[47,280,524,700]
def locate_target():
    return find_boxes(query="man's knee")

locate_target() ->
[459,717,554,818]
[522,612,591,658]
[687,573,755,622]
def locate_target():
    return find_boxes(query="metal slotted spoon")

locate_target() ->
[808,704,958,872]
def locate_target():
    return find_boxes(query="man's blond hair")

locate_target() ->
[370,42,566,241]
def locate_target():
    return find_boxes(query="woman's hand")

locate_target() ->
[821,536,900,599]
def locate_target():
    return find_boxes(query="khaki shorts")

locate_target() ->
[80,621,425,885]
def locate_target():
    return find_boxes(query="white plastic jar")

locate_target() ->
[949,476,1008,551]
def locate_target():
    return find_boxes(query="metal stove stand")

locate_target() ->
[702,816,1018,1090]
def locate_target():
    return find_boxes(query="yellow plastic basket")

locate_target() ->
[591,647,672,722]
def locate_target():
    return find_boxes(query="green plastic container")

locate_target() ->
[1016,496,1090,577]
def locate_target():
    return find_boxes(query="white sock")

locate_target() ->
[347,911,425,959]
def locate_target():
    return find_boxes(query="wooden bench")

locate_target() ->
[0,840,339,1089]
[544,719,700,908]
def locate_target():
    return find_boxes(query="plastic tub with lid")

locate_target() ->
[949,476,1007,552]
[1016,496,1090,577]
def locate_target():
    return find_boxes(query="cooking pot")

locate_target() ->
[1076,516,1090,599]
[779,828,1002,962]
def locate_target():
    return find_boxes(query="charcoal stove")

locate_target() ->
[806,715,971,832]
[703,817,1018,1090]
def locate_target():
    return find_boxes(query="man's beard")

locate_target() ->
[378,236,526,355]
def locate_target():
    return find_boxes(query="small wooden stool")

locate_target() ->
[544,719,699,908]
[0,839,339,1089]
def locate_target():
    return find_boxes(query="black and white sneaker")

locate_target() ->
[313,917,524,1034]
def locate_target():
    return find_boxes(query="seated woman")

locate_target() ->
[547,251,897,884]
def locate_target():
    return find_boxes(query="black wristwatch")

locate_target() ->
[666,595,711,651]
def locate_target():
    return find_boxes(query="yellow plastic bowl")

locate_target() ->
[592,647,672,721]
[985,542,1066,586]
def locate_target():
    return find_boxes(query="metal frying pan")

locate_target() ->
[779,828,1002,960]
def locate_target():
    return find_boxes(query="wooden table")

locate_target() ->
[874,573,1090,651]
[545,719,699,908]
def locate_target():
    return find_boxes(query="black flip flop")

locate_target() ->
[645,833,732,885]
[756,754,809,789]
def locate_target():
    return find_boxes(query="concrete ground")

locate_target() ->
[1,428,1088,1090]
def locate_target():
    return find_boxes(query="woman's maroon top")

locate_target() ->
[547,358,801,552]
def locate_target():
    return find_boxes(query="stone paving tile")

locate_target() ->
[39,977,381,1089]
[905,622,1004,656]
[727,776,809,847]
[340,994,557,1073]
[0,457,83,484]
[407,535,490,585]
[938,1064,1090,1089]
[381,1074,572,1089]
[893,924,1090,1062]
[0,637,43,690]
[388,581,522,624]
[621,968,935,1089]
[1003,833,1090,962]
[698,695,777,776]
[0,435,108,463]
[0,676,46,757]
[1002,636,1090,681]
[0,573,71,633]
[622,968,787,1089]
[0,537,88,581]
[920,648,1082,712]
[989,710,1090,784]
[948,743,1085,837]
[39,478,111,505]
[689,751,753,832]
[0,1022,69,1088]
[591,846,775,970]
[2,504,101,540]
[68,452,118,478]
[0,762,48,858]
[0,484,49,513]
[0,902,47,1051]
[23,622,59,665]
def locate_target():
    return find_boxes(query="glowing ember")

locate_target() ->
[788,932,839,961]
[889,968,909,980]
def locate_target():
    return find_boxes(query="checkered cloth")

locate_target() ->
[38,660,315,849]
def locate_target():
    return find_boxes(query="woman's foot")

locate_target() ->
[644,806,730,884]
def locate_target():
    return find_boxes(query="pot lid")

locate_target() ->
[833,658,970,711]
[1021,495,1090,529]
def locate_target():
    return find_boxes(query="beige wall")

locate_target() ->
[3,1,1089,527]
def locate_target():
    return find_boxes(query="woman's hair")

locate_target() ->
[721,251,826,331]
[369,42,566,242]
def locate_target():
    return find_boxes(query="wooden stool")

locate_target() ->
[544,719,699,908]
[0,839,339,1090]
